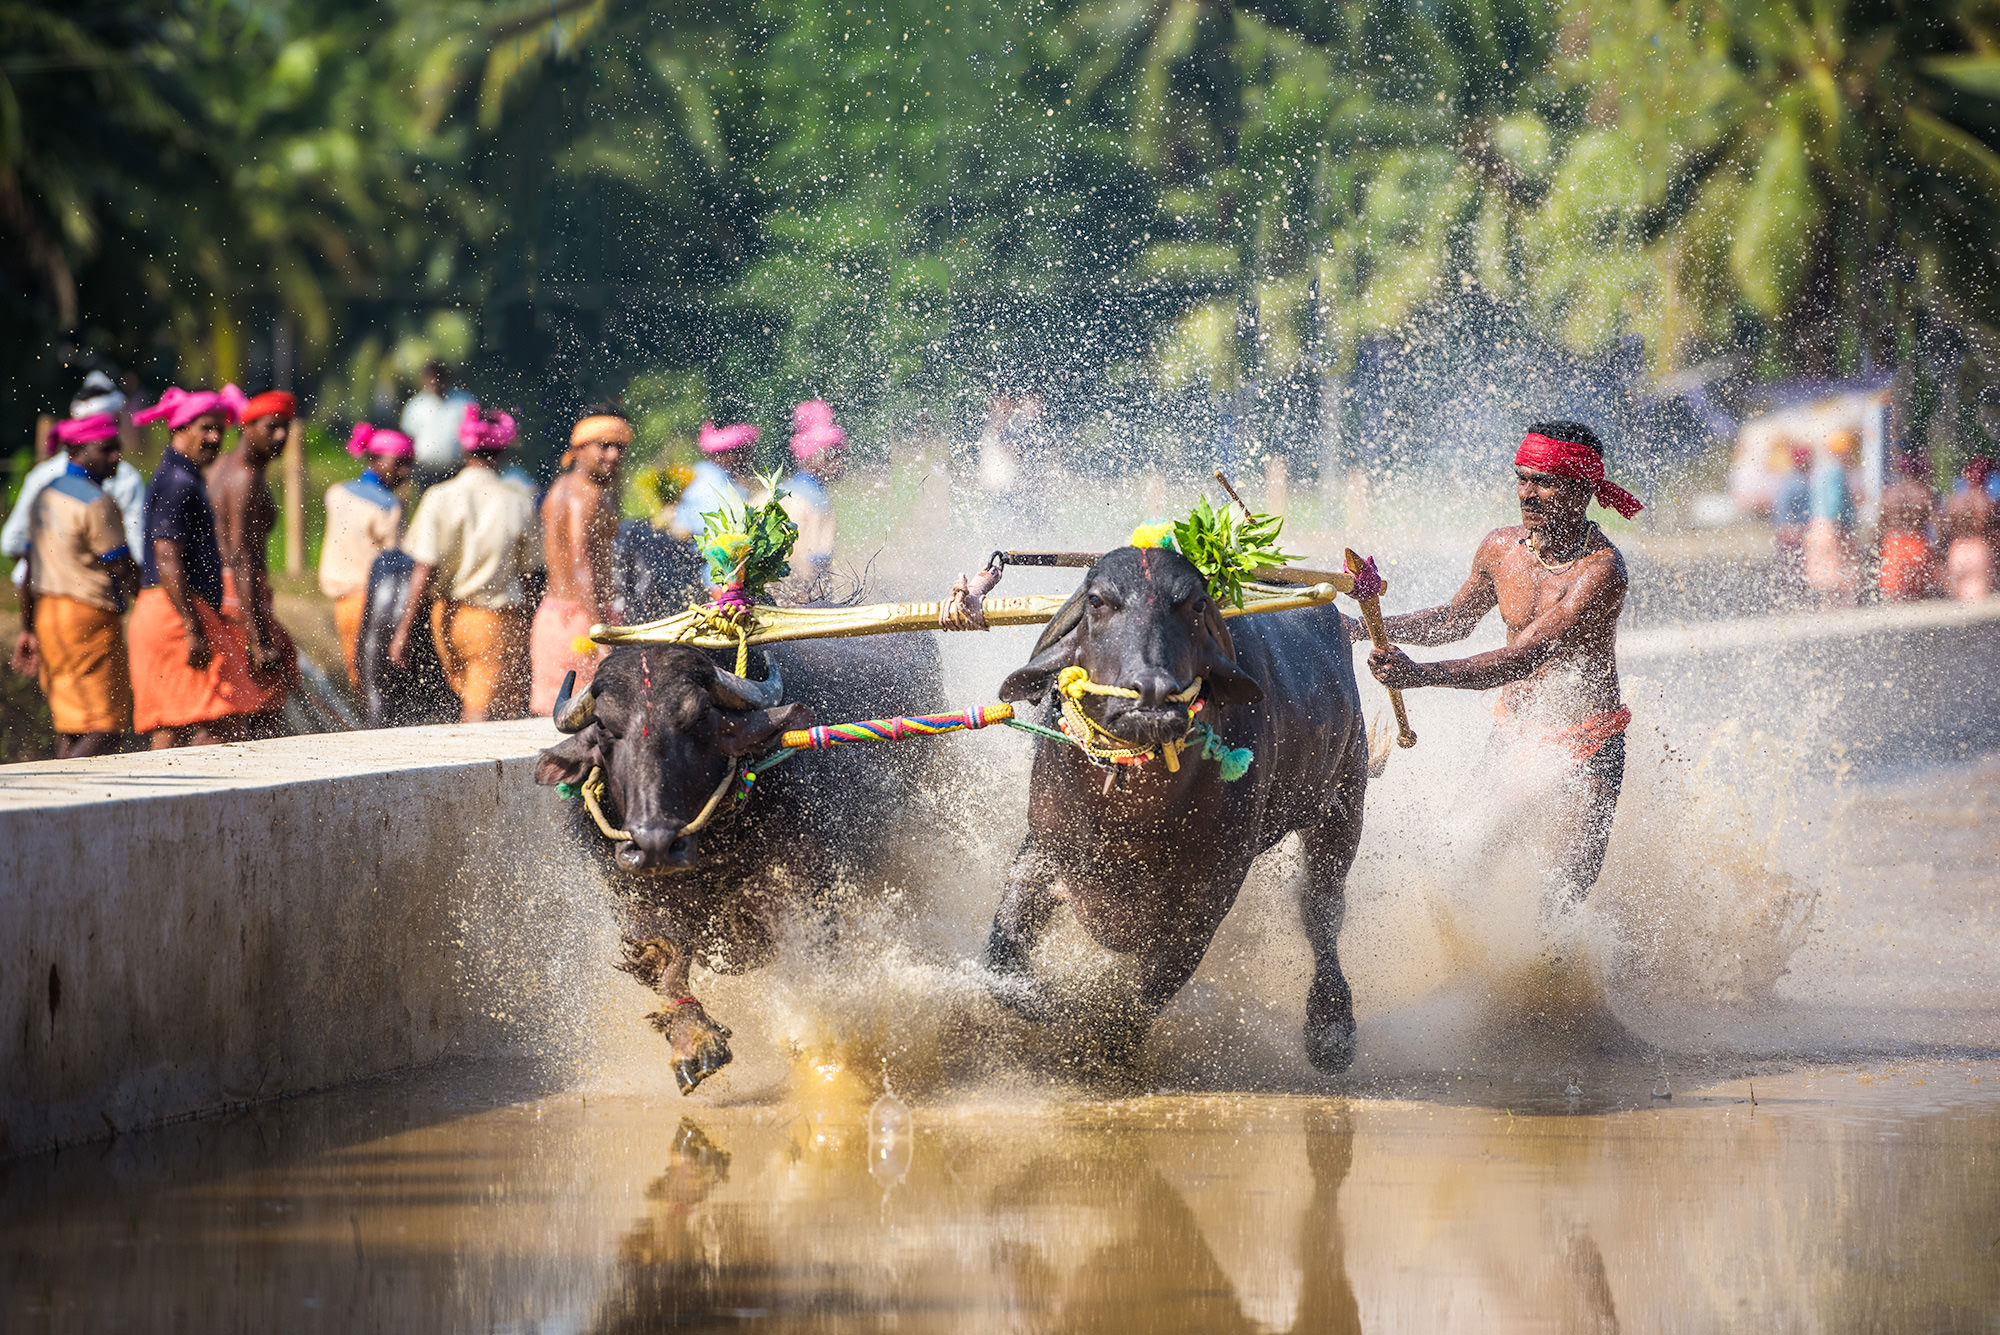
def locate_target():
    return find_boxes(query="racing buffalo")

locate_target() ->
[535,634,943,1092]
[986,544,1370,1073]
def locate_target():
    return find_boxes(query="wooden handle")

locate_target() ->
[1345,550,1416,749]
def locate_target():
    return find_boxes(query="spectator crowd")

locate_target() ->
[5,364,849,756]
[1763,431,2000,607]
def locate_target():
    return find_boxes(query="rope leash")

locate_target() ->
[781,702,1017,750]
[556,673,1253,848]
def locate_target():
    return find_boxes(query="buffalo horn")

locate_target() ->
[711,660,784,711]
[552,671,598,733]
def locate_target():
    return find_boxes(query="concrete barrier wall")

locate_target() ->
[0,720,558,1157]
[3,599,1996,1156]
[1619,598,2000,774]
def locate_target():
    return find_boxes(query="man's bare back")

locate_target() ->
[541,466,620,614]
[209,443,281,676]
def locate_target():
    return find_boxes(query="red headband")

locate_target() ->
[243,391,296,423]
[1514,433,1644,519]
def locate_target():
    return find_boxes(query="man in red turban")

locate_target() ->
[1361,420,1640,915]
[206,389,299,734]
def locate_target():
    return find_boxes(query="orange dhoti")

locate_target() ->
[129,587,269,734]
[333,592,365,686]
[529,597,609,716]
[217,569,297,717]
[1877,531,1934,602]
[432,599,530,720]
[35,595,132,735]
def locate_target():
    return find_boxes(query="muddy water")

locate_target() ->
[7,752,2000,1331]
[5,1063,1999,1331]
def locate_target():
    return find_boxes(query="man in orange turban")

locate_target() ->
[531,407,631,715]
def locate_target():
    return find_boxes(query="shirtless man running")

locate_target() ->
[1363,421,1643,912]
[208,391,299,734]
[529,407,629,716]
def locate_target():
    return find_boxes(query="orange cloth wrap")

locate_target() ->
[216,569,296,716]
[529,597,607,716]
[1876,531,1934,602]
[333,592,365,686]
[35,594,131,734]
[432,599,530,720]
[129,588,264,733]
[569,415,633,447]
[1495,699,1632,764]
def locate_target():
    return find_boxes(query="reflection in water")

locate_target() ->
[9,1062,1991,1332]
[588,1100,1361,1333]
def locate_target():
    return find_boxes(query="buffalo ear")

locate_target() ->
[536,727,600,786]
[716,702,812,757]
[1198,603,1264,706]
[998,588,1086,703]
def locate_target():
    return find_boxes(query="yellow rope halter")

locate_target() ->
[578,761,741,845]
[1054,667,1202,771]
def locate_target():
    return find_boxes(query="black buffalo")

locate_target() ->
[355,550,458,727]
[535,634,943,1092]
[987,545,1369,1072]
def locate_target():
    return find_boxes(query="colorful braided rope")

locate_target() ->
[783,703,1016,750]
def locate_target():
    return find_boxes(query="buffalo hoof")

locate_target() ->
[1305,1018,1356,1075]
[648,1006,734,1095]
[986,971,1054,1023]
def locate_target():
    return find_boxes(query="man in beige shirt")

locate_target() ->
[321,424,414,684]
[10,413,142,756]
[388,406,542,721]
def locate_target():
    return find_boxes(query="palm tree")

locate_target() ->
[1519,0,2000,394]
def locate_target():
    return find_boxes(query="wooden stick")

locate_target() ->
[1001,551,1098,568]
[1345,548,1416,749]
[1213,469,1256,520]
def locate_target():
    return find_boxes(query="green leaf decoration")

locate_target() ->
[1162,495,1297,609]
[700,471,799,600]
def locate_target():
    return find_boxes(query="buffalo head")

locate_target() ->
[535,644,811,871]
[998,546,1262,747]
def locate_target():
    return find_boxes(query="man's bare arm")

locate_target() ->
[1372,551,1623,691]
[153,538,212,668]
[388,561,437,669]
[12,541,39,676]
[108,554,141,603]
[1351,532,1503,646]
[212,467,274,665]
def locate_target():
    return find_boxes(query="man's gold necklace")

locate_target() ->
[1523,523,1597,572]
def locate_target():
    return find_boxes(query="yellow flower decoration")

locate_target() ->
[1129,519,1176,550]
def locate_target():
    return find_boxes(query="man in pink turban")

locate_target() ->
[321,423,416,683]
[127,383,279,747]
[1363,419,1639,919]
[669,419,760,538]
[8,411,142,756]
[772,399,847,588]
[390,401,542,721]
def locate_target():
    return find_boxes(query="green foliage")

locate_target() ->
[1167,495,1296,608]
[700,473,797,599]
[6,0,2000,468]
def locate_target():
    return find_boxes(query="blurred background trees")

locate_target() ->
[5,0,1999,477]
